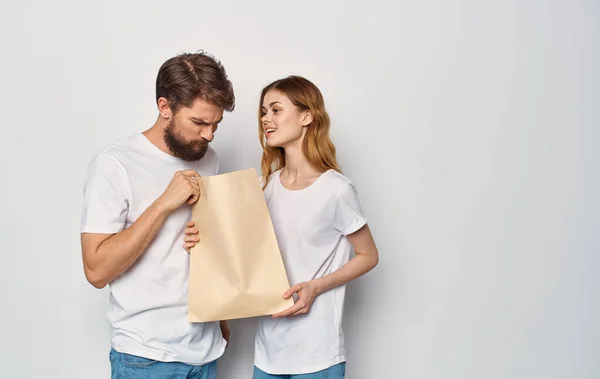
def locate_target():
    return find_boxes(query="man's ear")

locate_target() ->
[301,110,313,127]
[157,97,173,119]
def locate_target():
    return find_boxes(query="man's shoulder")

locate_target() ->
[101,133,141,156]
[89,134,142,164]
[85,134,142,173]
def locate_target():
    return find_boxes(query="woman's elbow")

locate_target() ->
[370,253,379,270]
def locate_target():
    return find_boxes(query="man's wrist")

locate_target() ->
[151,197,172,216]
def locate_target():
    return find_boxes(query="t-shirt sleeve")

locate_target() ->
[80,152,131,234]
[333,183,367,236]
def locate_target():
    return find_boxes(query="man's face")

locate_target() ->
[164,98,224,161]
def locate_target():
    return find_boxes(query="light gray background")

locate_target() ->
[1,1,598,378]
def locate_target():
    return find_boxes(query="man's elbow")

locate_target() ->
[84,266,109,289]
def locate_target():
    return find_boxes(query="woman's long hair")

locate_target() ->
[258,76,341,188]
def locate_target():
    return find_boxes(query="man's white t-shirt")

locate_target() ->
[254,169,367,375]
[80,133,226,365]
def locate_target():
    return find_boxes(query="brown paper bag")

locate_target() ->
[188,168,294,322]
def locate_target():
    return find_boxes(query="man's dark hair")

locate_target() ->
[156,51,235,113]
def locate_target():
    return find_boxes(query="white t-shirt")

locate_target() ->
[80,133,226,365]
[254,169,367,375]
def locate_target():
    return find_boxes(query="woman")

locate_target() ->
[185,76,379,378]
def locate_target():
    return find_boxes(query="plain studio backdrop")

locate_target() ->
[0,1,598,378]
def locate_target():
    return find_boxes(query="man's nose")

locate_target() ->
[201,127,214,142]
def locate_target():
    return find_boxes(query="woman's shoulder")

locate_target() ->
[261,169,283,191]
[266,168,283,182]
[320,169,356,193]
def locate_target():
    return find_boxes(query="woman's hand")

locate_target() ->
[183,221,200,252]
[272,280,323,317]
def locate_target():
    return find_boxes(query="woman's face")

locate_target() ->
[261,90,311,149]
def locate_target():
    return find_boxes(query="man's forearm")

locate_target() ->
[83,201,171,287]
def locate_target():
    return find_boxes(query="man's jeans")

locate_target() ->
[109,348,217,379]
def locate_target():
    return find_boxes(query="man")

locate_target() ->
[80,51,235,379]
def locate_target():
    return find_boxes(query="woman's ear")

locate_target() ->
[301,110,313,127]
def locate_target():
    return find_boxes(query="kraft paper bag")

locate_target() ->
[188,168,294,322]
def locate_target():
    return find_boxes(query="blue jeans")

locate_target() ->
[109,348,217,379]
[252,363,346,379]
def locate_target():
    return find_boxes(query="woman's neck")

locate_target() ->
[283,144,316,175]
[279,145,323,190]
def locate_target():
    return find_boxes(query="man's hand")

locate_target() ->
[272,280,322,318]
[156,170,201,212]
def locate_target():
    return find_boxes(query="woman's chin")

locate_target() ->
[266,138,282,148]
[266,135,302,149]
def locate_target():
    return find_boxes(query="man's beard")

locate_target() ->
[163,119,209,161]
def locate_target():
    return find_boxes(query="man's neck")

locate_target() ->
[143,118,173,157]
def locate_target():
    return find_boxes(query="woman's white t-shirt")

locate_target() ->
[254,169,367,375]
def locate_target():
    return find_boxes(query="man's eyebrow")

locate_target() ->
[190,117,223,124]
